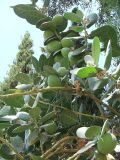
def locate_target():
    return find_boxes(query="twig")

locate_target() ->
[0,86,119,117]
[0,137,24,160]
[36,99,107,120]
[42,136,77,159]
[0,87,75,98]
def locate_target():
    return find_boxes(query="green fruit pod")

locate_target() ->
[52,15,68,32]
[46,40,62,53]
[47,75,62,87]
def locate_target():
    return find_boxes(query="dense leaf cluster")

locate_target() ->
[0,1,120,160]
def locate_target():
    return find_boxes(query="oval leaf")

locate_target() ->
[104,40,112,70]
[92,37,100,66]
[85,126,101,139]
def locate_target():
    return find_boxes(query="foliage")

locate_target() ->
[0,32,34,91]
[0,1,120,160]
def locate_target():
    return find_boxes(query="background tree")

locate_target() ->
[0,32,34,91]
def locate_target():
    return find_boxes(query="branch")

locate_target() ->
[37,99,107,120]
[0,87,75,98]
[42,136,77,159]
[0,86,119,117]
[0,137,24,160]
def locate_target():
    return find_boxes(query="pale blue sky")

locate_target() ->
[0,0,44,82]
[0,1,104,82]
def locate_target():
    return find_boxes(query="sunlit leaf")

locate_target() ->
[92,37,100,66]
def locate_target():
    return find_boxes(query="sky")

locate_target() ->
[0,0,104,82]
[0,0,44,82]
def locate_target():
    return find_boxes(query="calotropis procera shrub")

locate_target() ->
[0,2,120,160]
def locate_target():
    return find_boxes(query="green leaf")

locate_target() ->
[86,13,98,28]
[59,110,78,127]
[32,56,40,73]
[101,119,109,136]
[2,96,24,108]
[29,107,40,120]
[16,112,30,121]
[39,21,56,31]
[41,122,57,134]
[69,26,84,32]
[69,47,85,56]
[36,17,52,28]
[10,136,24,153]
[74,67,102,78]
[112,45,120,57]
[104,40,112,70]
[0,144,15,159]
[7,124,21,137]
[43,0,50,7]
[90,25,117,51]
[15,73,33,84]
[27,129,39,146]
[39,54,47,71]
[30,154,43,160]
[13,124,32,133]
[12,4,46,25]
[64,12,82,23]
[85,126,101,139]
[0,122,11,129]
[0,106,11,117]
[92,37,100,65]
[88,77,108,91]
[41,111,56,124]
[43,65,58,76]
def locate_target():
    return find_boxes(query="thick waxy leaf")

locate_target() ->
[72,66,102,78]
[2,95,24,108]
[64,12,83,23]
[59,110,78,127]
[85,126,101,139]
[16,112,30,121]
[0,115,18,121]
[84,55,94,66]
[32,56,40,73]
[39,54,47,71]
[12,4,46,25]
[104,40,112,70]
[30,154,43,160]
[76,127,88,138]
[29,107,40,120]
[0,144,15,159]
[13,124,32,133]
[0,122,11,129]
[36,17,51,28]
[15,84,33,90]
[39,21,56,31]
[43,0,50,7]
[0,106,11,117]
[27,129,39,146]
[15,73,33,84]
[70,26,84,33]
[85,13,98,28]
[10,136,24,153]
[69,47,85,56]
[112,45,120,57]
[88,77,108,91]
[41,122,57,134]
[112,63,120,78]
[90,25,117,52]
[92,37,100,66]
[41,111,56,124]
[43,65,57,76]
[101,119,109,136]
